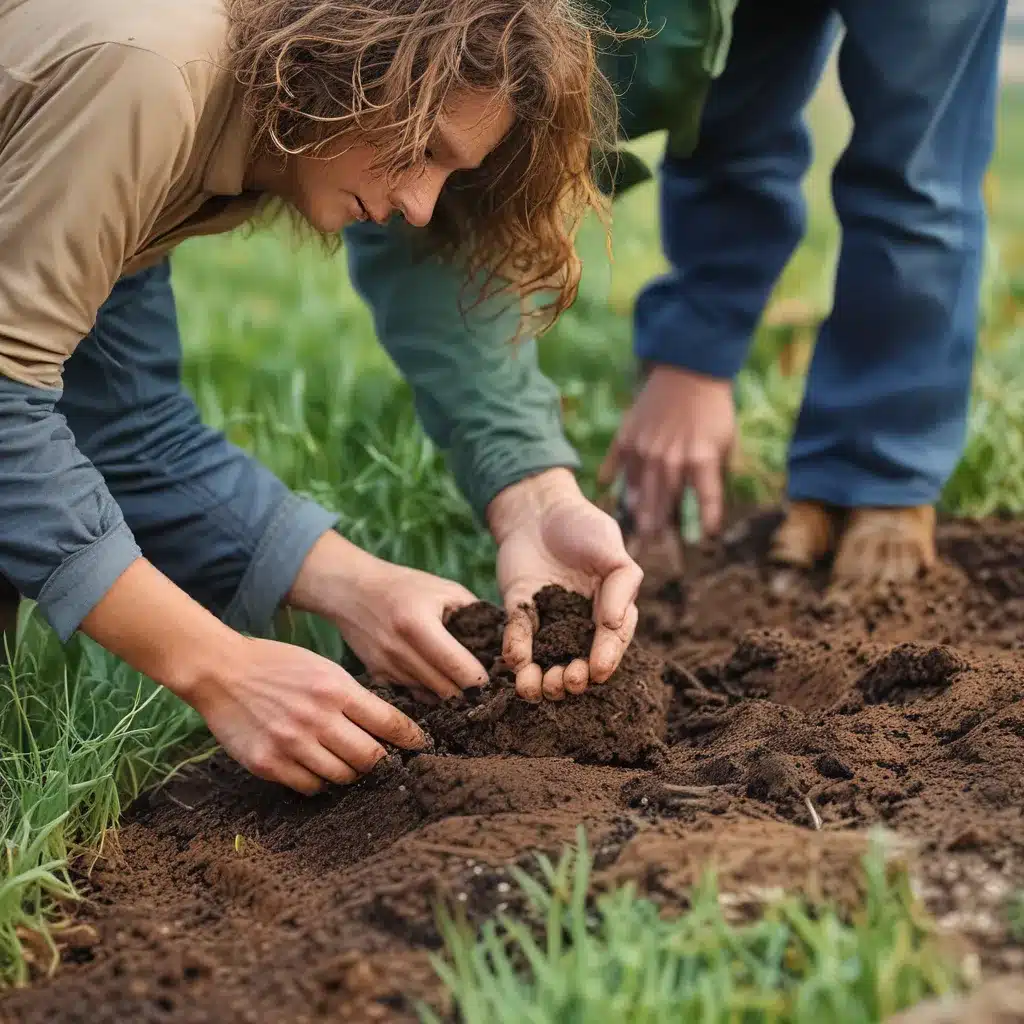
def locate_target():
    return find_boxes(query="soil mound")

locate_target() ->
[3,511,1024,1024]
[399,586,669,765]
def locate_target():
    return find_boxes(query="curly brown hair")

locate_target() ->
[224,0,621,331]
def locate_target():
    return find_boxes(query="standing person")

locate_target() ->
[0,0,645,794]
[599,0,1009,585]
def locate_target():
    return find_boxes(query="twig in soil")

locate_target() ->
[163,792,196,812]
[407,841,504,863]
[661,784,722,799]
[822,816,860,831]
[804,795,822,831]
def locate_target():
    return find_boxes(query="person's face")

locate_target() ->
[286,89,514,233]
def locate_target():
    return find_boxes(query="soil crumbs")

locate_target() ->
[3,510,1024,1024]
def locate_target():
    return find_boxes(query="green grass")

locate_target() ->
[0,618,207,984]
[420,828,963,1024]
[1007,891,1024,945]
[0,73,1022,1014]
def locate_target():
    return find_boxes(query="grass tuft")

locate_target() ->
[419,827,964,1024]
[0,614,207,986]
[1006,890,1024,946]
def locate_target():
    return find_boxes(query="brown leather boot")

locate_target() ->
[831,505,936,585]
[768,500,837,569]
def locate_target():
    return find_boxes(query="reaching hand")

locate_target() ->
[77,556,429,797]
[599,365,735,564]
[486,469,643,702]
[287,531,489,703]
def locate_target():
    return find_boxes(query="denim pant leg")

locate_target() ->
[787,0,1008,507]
[633,0,840,380]
[59,260,338,633]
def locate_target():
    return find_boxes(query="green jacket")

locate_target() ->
[596,0,738,193]
[346,0,737,522]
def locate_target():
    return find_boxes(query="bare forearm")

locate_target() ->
[79,557,246,701]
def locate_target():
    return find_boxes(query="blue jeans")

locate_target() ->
[634,0,1007,506]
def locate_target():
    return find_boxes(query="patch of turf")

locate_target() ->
[420,828,964,1024]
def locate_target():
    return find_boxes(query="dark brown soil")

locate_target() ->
[3,510,1024,1024]
[384,586,669,764]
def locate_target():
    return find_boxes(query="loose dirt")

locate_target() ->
[2,510,1023,1024]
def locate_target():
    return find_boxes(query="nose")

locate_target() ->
[392,170,445,229]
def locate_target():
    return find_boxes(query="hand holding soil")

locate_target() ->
[486,468,643,701]
[286,529,489,702]
[13,513,1024,1024]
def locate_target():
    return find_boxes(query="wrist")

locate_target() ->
[648,363,732,389]
[285,528,381,623]
[486,467,582,544]
[163,628,251,708]
[78,558,250,706]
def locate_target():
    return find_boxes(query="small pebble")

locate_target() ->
[398,785,406,793]
[457,892,468,903]
[473,866,483,876]
[640,797,649,806]
[497,882,510,894]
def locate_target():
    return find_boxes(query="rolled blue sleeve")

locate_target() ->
[0,376,142,642]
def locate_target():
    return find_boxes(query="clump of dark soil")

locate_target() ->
[854,642,969,705]
[403,585,668,765]
[530,584,595,668]
[4,511,1024,1024]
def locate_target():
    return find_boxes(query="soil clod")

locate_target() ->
[413,587,669,764]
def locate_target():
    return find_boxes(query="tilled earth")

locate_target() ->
[2,509,1023,1023]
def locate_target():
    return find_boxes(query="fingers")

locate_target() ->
[564,659,589,695]
[406,616,489,692]
[251,757,324,797]
[296,742,360,787]
[617,440,678,540]
[515,662,543,703]
[319,715,388,775]
[541,665,566,701]
[277,716,385,796]
[340,680,427,751]
[594,561,643,634]
[502,603,537,673]
[588,560,642,683]
[407,683,441,706]
[505,601,544,703]
[590,603,639,684]
[386,645,464,701]
[689,450,725,537]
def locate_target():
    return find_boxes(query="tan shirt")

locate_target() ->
[0,0,267,389]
